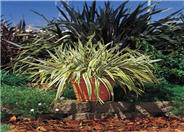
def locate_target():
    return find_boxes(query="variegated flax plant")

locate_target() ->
[20,34,160,104]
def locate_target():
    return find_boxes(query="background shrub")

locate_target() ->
[1,18,35,69]
[12,1,183,69]
[46,1,183,50]
[152,47,184,85]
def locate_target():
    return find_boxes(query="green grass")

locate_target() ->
[165,84,184,116]
[1,84,56,118]
[1,71,76,120]
[1,70,31,86]
[1,71,54,119]
[1,124,11,132]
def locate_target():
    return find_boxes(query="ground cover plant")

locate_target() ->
[1,124,11,132]
[1,70,31,86]
[1,71,76,122]
[114,80,184,101]
[1,84,55,117]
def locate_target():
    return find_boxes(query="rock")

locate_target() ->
[114,112,142,119]
[67,112,115,120]
[53,100,174,120]
[136,101,173,115]
[67,113,94,120]
[91,101,131,113]
[54,100,91,114]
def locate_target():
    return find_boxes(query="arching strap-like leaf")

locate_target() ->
[98,77,114,101]
[56,6,69,21]
[30,9,51,24]
[94,78,103,104]
[104,69,115,81]
[82,73,92,100]
[55,76,67,100]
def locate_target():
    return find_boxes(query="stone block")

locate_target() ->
[91,101,131,113]
[136,101,173,114]
[67,112,115,120]
[54,100,91,114]
[67,113,94,120]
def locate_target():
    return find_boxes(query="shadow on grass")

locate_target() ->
[114,82,175,102]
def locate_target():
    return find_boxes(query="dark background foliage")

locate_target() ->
[1,18,35,68]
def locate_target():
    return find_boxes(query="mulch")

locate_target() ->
[7,115,184,132]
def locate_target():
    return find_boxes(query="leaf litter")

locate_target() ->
[7,115,184,132]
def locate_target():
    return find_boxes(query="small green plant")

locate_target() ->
[1,84,56,117]
[1,70,31,86]
[1,124,11,132]
[20,34,159,104]
[171,100,184,116]
[1,72,75,119]
[165,84,184,116]
[63,84,76,100]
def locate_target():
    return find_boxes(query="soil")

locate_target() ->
[7,115,184,132]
